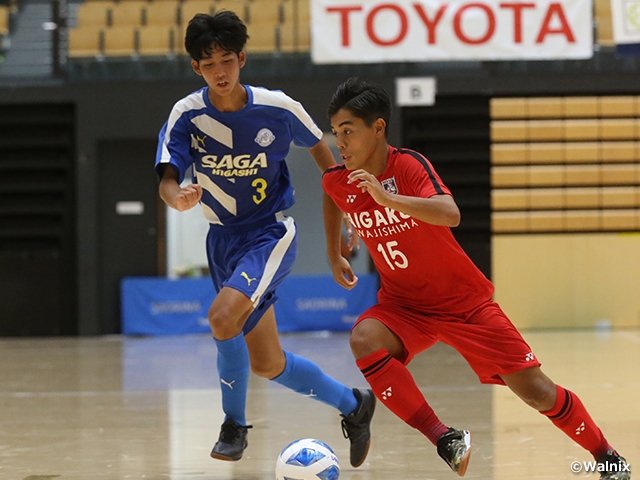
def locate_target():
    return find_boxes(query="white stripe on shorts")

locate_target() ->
[250,215,295,308]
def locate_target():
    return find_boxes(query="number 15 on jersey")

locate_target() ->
[377,241,408,270]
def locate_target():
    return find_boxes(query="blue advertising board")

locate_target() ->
[121,274,378,335]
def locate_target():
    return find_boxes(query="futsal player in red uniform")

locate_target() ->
[321,77,630,479]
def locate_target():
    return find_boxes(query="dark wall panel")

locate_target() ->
[98,140,160,334]
[0,103,76,336]
[402,96,491,278]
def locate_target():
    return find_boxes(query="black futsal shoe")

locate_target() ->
[341,388,376,467]
[597,450,631,480]
[437,428,472,477]
[210,418,253,461]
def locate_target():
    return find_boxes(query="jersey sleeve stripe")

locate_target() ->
[190,114,233,148]
[401,149,445,195]
[161,90,207,163]
[250,86,323,140]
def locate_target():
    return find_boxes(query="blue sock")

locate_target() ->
[214,334,250,426]
[272,351,358,416]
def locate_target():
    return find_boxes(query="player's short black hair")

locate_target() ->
[184,11,249,61]
[327,77,391,133]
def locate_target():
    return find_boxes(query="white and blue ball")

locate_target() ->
[275,438,340,480]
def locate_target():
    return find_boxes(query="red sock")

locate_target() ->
[541,384,610,459]
[357,349,449,445]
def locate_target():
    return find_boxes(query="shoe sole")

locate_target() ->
[210,451,242,461]
[456,431,472,477]
[351,439,371,468]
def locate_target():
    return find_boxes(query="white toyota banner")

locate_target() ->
[311,0,593,64]
[611,0,640,45]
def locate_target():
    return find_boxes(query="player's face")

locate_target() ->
[330,108,385,172]
[191,47,246,97]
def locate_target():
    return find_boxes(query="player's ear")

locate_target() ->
[374,118,386,138]
[238,51,246,68]
[191,59,202,76]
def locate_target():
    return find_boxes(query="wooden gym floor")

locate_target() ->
[0,329,637,480]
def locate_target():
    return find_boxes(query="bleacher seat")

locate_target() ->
[600,96,636,117]
[527,98,563,118]
[111,1,146,27]
[601,142,638,162]
[68,26,102,57]
[216,0,249,20]
[530,211,564,231]
[595,0,614,46]
[490,98,526,119]
[245,23,277,53]
[246,0,281,52]
[563,119,599,141]
[180,1,216,26]
[103,25,137,56]
[144,2,180,26]
[564,97,599,117]
[138,25,177,56]
[76,2,110,28]
[565,142,600,163]
[1,5,9,36]
[528,120,565,141]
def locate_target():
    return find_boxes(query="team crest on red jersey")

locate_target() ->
[382,177,398,194]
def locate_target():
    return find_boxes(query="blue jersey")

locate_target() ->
[155,85,323,230]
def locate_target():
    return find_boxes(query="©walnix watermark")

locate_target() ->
[570,459,631,474]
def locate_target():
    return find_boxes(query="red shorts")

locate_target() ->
[356,300,541,385]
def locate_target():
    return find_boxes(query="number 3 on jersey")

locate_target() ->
[252,178,267,204]
[377,241,408,270]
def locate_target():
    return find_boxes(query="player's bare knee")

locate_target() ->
[208,308,242,339]
[349,328,378,359]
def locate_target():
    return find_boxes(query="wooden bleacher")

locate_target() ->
[491,97,640,233]
[68,0,311,58]
[1,5,9,36]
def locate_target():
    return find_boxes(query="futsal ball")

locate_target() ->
[275,438,340,480]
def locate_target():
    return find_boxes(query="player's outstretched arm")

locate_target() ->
[159,164,203,212]
[323,193,358,290]
[347,169,460,227]
[308,138,337,172]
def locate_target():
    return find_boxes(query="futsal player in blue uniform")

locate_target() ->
[154,11,375,466]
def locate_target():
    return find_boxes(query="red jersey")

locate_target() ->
[322,147,494,314]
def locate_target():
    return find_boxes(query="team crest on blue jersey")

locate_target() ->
[382,177,398,194]
[255,128,275,147]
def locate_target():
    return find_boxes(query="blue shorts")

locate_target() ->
[205,213,297,334]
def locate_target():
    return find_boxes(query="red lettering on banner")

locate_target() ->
[453,3,496,44]
[499,3,535,43]
[367,4,409,45]
[414,3,448,44]
[324,1,581,52]
[327,6,363,47]
[536,2,575,43]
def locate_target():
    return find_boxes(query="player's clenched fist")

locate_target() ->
[175,184,203,211]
